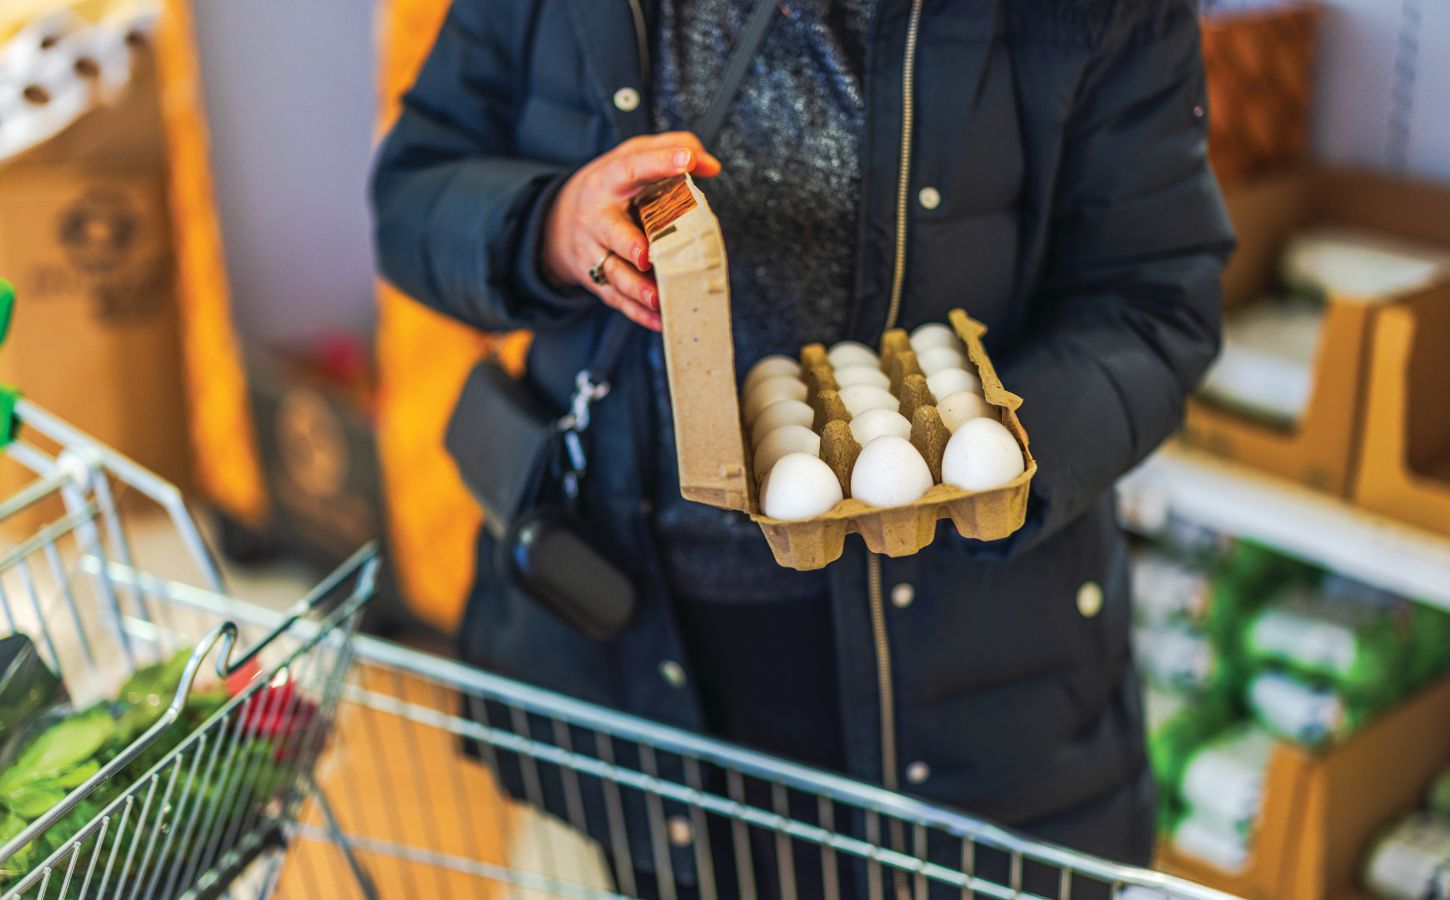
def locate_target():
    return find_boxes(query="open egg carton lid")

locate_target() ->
[638,173,1037,570]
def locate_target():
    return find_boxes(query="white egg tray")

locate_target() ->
[642,175,1035,571]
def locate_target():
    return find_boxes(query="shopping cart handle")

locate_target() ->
[0,278,19,449]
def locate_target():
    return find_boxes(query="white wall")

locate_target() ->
[192,0,378,345]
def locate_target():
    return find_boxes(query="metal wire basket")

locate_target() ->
[270,641,1242,900]
[0,276,1240,899]
[0,282,379,899]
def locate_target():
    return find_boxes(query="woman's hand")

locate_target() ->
[542,132,722,331]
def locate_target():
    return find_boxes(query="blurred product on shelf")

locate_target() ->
[0,1,160,162]
[1200,0,1318,185]
[1430,766,1450,820]
[1245,669,1373,748]
[1135,526,1450,894]
[1185,168,1450,497]
[1199,298,1323,428]
[246,336,383,567]
[1173,724,1276,873]
[1242,584,1412,704]
[1362,813,1450,900]
[1199,227,1450,430]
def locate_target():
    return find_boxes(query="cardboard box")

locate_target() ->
[1201,1,1320,186]
[1353,285,1450,536]
[0,55,188,527]
[640,175,1034,571]
[1158,670,1450,899]
[1184,168,1450,496]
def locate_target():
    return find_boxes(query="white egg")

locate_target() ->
[941,418,1025,491]
[936,390,994,433]
[916,346,967,377]
[744,355,801,392]
[926,368,982,402]
[909,323,962,354]
[850,436,935,507]
[827,341,880,369]
[832,365,891,390]
[753,425,821,481]
[848,408,912,446]
[762,453,844,521]
[839,384,900,418]
[744,375,808,424]
[751,399,816,447]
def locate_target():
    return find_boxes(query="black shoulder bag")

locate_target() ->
[445,0,779,641]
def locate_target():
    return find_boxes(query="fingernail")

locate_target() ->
[632,246,644,267]
[673,149,692,170]
[643,287,656,309]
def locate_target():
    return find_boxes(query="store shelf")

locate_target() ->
[1118,443,1450,612]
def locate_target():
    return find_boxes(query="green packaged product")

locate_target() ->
[1243,587,1409,702]
[1133,550,1214,628]
[1179,723,1276,837]
[1408,605,1450,689]
[1246,669,1376,747]
[1362,812,1450,900]
[1135,624,1238,698]
[1144,685,1230,830]
[1428,766,1450,820]
[1172,808,1252,875]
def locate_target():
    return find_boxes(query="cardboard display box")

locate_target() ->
[1158,670,1450,899]
[1353,284,1450,536]
[0,55,189,529]
[1184,168,1450,496]
[640,175,1034,571]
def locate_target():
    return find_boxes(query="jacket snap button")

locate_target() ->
[890,583,914,609]
[667,815,693,847]
[659,659,687,688]
[1076,581,1104,619]
[917,186,941,210]
[613,87,641,112]
[905,761,930,785]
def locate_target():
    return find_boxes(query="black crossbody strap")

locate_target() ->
[698,0,780,148]
[562,0,778,494]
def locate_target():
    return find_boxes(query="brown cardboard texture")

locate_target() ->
[1158,671,1450,900]
[1353,284,1450,536]
[641,175,1035,570]
[1185,167,1450,496]
[0,57,188,534]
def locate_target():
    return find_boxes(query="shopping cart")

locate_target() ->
[0,275,1239,899]
[0,280,379,899]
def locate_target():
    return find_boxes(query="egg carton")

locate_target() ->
[642,174,1036,571]
[748,310,1035,569]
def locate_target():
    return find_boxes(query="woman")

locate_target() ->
[372,0,1232,893]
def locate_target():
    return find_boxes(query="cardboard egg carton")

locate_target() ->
[638,174,1036,570]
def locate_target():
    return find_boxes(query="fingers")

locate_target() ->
[638,132,722,177]
[597,283,661,332]
[598,211,651,272]
[601,253,657,312]
[607,146,699,196]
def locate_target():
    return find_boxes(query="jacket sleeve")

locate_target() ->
[369,2,595,331]
[987,3,1234,557]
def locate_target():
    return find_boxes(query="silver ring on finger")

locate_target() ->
[589,252,613,287]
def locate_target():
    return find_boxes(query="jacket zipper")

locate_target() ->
[626,0,651,91]
[873,3,923,895]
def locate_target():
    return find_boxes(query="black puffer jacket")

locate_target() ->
[372,0,1233,871]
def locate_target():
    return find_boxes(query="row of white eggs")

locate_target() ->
[741,322,1026,521]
